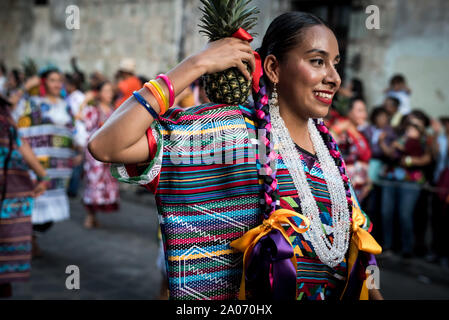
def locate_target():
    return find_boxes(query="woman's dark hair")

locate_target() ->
[40,67,60,79]
[256,12,328,90]
[409,109,430,128]
[346,97,365,115]
[10,69,22,88]
[390,74,406,86]
[248,12,353,299]
[93,80,111,92]
[385,96,400,108]
[369,105,388,124]
[65,72,83,90]
[252,11,328,220]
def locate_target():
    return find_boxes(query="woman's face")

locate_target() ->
[276,25,341,120]
[99,82,114,104]
[347,99,368,127]
[7,72,18,89]
[375,112,389,128]
[45,71,63,96]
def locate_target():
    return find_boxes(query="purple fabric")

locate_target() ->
[294,143,317,171]
[245,228,297,300]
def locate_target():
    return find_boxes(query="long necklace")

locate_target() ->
[269,94,350,268]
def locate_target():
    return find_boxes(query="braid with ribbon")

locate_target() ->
[252,74,279,220]
[314,120,353,215]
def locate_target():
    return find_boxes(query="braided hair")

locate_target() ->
[251,12,353,220]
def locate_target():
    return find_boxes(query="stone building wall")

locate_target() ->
[0,0,288,79]
[1,0,447,117]
[345,0,449,117]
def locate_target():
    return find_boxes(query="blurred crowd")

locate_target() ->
[326,75,449,266]
[0,57,448,299]
[0,57,207,298]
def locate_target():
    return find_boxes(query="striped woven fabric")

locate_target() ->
[0,108,33,284]
[277,147,348,300]
[112,103,375,300]
[16,96,76,224]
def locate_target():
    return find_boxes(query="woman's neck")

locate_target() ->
[278,103,315,154]
[98,101,112,111]
[46,94,61,104]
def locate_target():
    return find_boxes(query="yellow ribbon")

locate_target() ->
[230,208,310,300]
[351,201,382,255]
[340,199,382,300]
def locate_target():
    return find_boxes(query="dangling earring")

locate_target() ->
[269,83,279,109]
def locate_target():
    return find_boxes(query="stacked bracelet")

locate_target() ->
[156,74,175,108]
[149,80,168,110]
[132,91,160,120]
[144,82,167,115]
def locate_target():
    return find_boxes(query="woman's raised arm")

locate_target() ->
[88,37,255,164]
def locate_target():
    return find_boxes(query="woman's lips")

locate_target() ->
[313,91,333,105]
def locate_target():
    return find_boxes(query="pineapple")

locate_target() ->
[198,0,259,105]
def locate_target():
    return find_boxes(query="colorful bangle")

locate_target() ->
[132,91,160,120]
[156,74,175,108]
[149,79,168,110]
[144,82,167,115]
[37,175,51,182]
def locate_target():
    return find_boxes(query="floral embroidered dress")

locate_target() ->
[111,103,380,300]
[82,105,119,211]
[15,96,78,224]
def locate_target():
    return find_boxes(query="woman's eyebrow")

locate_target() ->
[306,48,340,61]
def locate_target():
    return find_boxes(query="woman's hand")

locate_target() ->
[195,37,256,81]
[24,76,40,91]
[33,180,48,197]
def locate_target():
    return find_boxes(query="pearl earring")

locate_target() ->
[269,83,278,108]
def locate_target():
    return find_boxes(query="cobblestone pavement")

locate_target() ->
[6,185,449,300]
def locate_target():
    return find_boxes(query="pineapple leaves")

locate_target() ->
[198,0,260,40]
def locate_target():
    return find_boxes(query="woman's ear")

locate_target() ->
[263,54,280,84]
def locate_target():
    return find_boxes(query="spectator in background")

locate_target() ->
[76,82,120,229]
[65,72,87,198]
[378,110,432,259]
[65,72,85,117]
[331,98,372,202]
[12,66,84,257]
[0,62,6,95]
[0,94,48,297]
[114,58,142,109]
[192,78,210,106]
[385,74,411,117]
[428,117,449,266]
[89,71,107,92]
[329,77,365,127]
[384,96,402,128]
[362,106,397,241]
[69,57,86,92]
[5,69,23,99]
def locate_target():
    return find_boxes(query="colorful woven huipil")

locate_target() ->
[112,103,380,300]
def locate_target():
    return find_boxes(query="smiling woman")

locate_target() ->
[88,11,382,301]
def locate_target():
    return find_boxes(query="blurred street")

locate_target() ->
[9,186,161,300]
[6,185,449,300]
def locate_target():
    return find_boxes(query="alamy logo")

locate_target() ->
[365,5,380,30]
[65,265,80,290]
[365,265,380,290]
[65,5,80,30]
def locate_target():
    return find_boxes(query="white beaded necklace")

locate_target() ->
[268,92,350,268]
